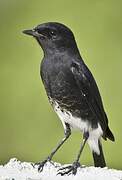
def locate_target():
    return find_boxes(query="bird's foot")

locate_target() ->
[35,157,51,172]
[57,161,80,176]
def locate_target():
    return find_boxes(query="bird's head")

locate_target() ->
[23,22,78,56]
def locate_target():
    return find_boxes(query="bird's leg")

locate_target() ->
[58,132,89,176]
[36,123,71,172]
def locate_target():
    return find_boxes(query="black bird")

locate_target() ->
[23,22,115,175]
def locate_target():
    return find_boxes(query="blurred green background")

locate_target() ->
[0,0,122,169]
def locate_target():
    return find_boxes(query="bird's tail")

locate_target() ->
[92,140,106,167]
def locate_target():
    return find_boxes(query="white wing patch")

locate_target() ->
[87,124,103,155]
[52,100,103,154]
[53,101,89,132]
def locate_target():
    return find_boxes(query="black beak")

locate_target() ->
[23,29,45,39]
[23,29,35,36]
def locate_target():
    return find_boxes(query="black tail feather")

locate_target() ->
[92,140,106,167]
[106,126,115,142]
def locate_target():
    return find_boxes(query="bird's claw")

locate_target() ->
[57,162,80,176]
[35,159,49,172]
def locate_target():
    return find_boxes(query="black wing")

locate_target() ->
[71,61,108,138]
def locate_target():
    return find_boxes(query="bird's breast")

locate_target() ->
[41,59,78,99]
[40,58,91,119]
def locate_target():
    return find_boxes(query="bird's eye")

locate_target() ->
[49,30,57,38]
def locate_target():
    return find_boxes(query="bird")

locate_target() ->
[23,22,115,175]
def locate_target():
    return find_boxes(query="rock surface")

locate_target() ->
[0,158,121,180]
